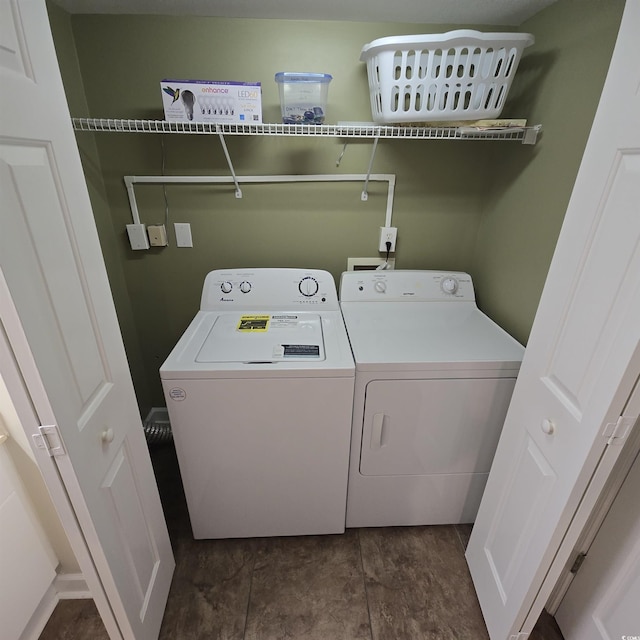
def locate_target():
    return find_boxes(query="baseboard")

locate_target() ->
[18,573,91,639]
[19,583,58,640]
[54,572,91,599]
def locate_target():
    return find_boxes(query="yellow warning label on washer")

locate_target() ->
[237,315,270,332]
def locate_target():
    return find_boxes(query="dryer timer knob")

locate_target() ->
[374,280,387,293]
[441,277,458,294]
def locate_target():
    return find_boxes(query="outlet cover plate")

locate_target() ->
[174,222,193,248]
[126,223,150,250]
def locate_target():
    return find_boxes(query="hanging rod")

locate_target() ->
[123,173,397,228]
[72,118,541,144]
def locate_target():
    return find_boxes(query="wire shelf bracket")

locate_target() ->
[362,136,380,201]
[216,128,242,198]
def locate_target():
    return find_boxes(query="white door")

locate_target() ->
[466,1,640,638]
[1,273,124,639]
[0,417,57,640]
[0,2,174,639]
[555,448,640,640]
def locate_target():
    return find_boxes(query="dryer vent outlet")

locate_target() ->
[347,257,395,271]
[143,407,172,447]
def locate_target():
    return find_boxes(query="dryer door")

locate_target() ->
[360,378,516,476]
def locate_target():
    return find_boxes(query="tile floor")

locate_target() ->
[40,444,564,640]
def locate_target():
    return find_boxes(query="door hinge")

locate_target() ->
[32,425,66,457]
[570,551,587,574]
[602,416,635,445]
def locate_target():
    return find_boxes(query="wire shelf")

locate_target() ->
[72,118,541,144]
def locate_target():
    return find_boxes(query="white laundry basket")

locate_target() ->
[360,30,534,123]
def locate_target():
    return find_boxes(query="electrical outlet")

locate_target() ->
[147,224,168,247]
[379,226,398,252]
[126,223,150,250]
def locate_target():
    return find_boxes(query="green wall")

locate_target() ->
[470,0,625,343]
[58,15,503,409]
[49,3,624,411]
[47,2,152,413]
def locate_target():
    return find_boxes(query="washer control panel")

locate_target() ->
[201,268,340,310]
[340,270,475,302]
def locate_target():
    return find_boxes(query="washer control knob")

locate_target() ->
[441,277,459,295]
[374,280,387,293]
[299,277,319,297]
[220,281,233,294]
[239,281,252,294]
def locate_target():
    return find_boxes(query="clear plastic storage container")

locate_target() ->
[275,72,332,124]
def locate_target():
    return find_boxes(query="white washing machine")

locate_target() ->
[160,268,355,539]
[339,270,524,527]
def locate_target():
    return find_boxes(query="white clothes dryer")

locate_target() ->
[161,268,354,539]
[339,270,524,527]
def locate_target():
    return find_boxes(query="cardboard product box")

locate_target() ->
[161,79,262,124]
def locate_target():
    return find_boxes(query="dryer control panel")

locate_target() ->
[340,270,475,302]
[201,268,340,310]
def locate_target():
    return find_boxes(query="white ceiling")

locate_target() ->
[51,0,558,26]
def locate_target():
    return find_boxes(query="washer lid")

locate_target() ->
[196,312,325,363]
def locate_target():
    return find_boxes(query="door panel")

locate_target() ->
[484,432,556,603]
[0,0,30,76]
[102,446,160,616]
[556,451,640,640]
[466,2,640,638]
[0,2,174,638]
[0,142,111,417]
[544,152,640,420]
